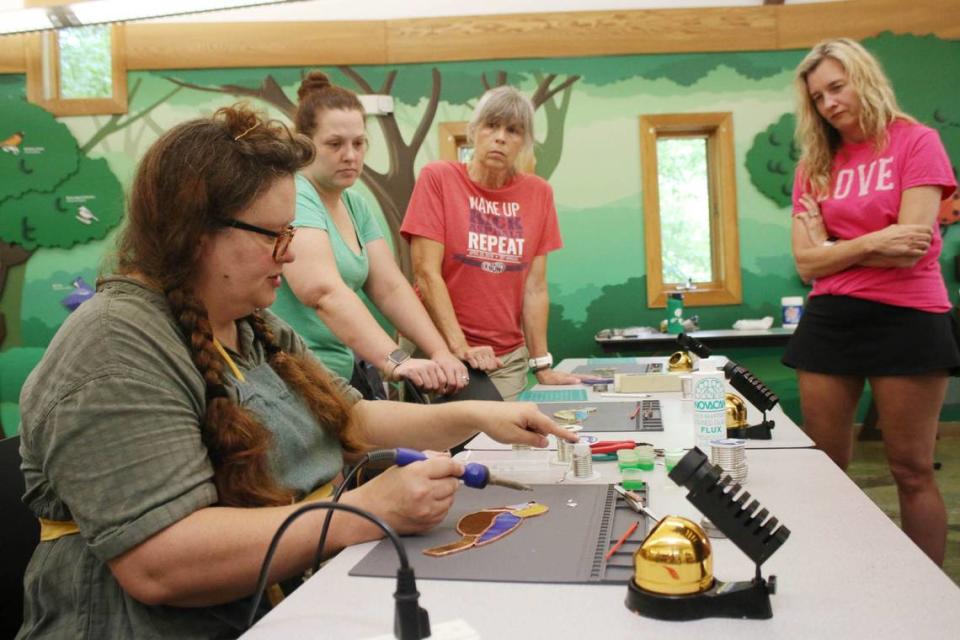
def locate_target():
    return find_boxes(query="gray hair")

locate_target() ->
[466,86,535,167]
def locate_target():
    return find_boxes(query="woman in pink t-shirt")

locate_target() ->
[783,38,958,564]
[402,87,581,400]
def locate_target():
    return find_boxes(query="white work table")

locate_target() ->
[467,357,813,450]
[243,448,960,639]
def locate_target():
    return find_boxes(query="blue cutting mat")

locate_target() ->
[517,389,588,402]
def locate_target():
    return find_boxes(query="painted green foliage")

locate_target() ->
[0,99,124,250]
[0,99,79,200]
[869,33,960,171]
[746,33,960,209]
[22,270,97,347]
[745,113,799,208]
[0,74,25,99]
[0,347,45,436]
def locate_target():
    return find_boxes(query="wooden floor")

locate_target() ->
[846,424,960,585]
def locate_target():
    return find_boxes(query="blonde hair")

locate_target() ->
[793,37,914,196]
[467,86,535,172]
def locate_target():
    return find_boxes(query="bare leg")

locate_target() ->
[870,374,947,565]
[797,370,864,469]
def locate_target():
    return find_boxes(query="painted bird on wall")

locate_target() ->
[76,205,99,225]
[1,131,24,154]
[61,276,95,312]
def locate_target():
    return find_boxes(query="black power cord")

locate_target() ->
[245,500,430,639]
[312,449,401,573]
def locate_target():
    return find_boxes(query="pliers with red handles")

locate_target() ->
[590,440,646,455]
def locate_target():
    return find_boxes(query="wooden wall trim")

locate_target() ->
[387,7,779,62]
[776,0,960,47]
[0,0,956,74]
[125,21,387,70]
[0,34,27,74]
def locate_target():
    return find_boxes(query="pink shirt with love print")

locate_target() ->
[792,120,957,312]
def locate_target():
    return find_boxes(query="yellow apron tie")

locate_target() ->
[212,338,246,383]
[38,517,80,542]
[38,481,335,543]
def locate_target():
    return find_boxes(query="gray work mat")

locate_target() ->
[349,484,644,584]
[537,401,663,432]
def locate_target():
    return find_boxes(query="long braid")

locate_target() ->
[115,104,319,506]
[166,287,293,507]
[248,312,364,453]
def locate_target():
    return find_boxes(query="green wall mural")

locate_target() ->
[0,97,124,435]
[1,32,959,435]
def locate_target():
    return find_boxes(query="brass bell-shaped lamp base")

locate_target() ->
[625,448,789,621]
[725,392,775,440]
[667,350,693,372]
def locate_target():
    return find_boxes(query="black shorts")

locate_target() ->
[781,295,960,376]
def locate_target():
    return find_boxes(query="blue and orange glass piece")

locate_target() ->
[423,502,548,557]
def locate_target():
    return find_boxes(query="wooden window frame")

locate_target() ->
[438,120,536,171]
[639,112,741,308]
[25,23,127,117]
[438,121,468,162]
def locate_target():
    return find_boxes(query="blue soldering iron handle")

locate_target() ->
[393,448,489,489]
[460,463,489,489]
[394,448,428,466]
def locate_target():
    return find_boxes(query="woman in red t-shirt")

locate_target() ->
[402,86,581,400]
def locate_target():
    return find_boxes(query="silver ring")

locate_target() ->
[460,375,470,381]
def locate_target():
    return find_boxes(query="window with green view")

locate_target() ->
[58,24,112,99]
[656,136,712,285]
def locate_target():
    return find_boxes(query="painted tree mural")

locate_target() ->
[165,68,438,274]
[0,99,124,345]
[164,65,580,275]
[80,77,182,155]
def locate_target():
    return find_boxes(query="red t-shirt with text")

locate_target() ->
[401,162,563,354]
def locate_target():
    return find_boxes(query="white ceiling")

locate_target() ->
[0,0,841,22]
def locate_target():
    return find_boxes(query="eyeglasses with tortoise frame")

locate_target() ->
[220,219,296,261]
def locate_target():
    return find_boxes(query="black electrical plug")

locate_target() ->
[394,566,431,640]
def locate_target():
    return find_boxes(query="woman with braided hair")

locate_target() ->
[15,105,573,639]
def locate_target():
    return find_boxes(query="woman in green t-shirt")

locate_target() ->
[271,71,468,395]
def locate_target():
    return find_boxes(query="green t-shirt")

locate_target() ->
[17,277,360,639]
[270,174,384,379]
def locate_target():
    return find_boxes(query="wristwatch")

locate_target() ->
[528,353,553,371]
[386,348,410,372]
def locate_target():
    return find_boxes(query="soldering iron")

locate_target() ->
[382,448,533,492]
[308,447,531,577]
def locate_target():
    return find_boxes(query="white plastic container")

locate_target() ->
[692,357,727,452]
[781,296,804,328]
